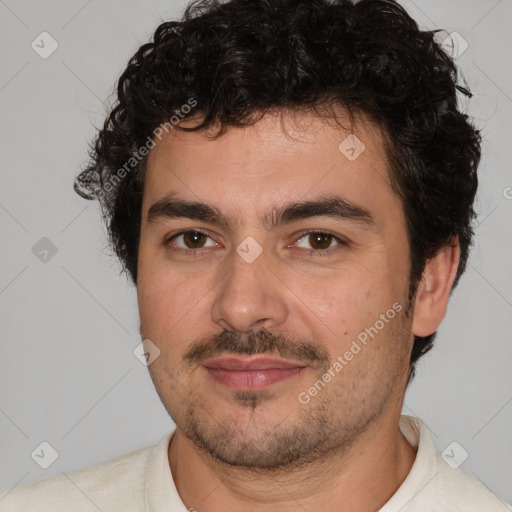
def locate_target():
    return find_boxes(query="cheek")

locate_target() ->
[137,254,180,335]
[138,277,181,335]
[137,257,214,343]
[304,262,395,322]
[297,262,404,356]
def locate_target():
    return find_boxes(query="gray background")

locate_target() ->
[0,0,511,504]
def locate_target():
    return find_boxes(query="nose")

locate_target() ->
[210,242,288,333]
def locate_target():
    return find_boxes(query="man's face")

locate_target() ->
[137,110,414,468]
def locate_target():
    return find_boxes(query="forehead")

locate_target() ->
[142,109,399,229]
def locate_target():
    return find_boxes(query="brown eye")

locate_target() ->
[182,231,207,248]
[168,230,217,250]
[308,233,333,250]
[295,231,344,252]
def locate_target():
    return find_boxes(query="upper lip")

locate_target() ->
[202,356,307,371]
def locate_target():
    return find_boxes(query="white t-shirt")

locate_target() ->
[0,415,510,511]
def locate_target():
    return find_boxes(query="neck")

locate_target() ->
[168,411,417,512]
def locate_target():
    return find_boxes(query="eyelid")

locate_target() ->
[165,227,211,242]
[292,229,346,243]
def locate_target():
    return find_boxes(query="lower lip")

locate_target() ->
[205,367,305,391]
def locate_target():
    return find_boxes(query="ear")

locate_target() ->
[411,238,460,337]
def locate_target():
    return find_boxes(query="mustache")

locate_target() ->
[183,329,330,369]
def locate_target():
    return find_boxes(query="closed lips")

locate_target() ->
[202,357,307,371]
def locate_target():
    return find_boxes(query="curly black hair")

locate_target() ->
[74,0,481,383]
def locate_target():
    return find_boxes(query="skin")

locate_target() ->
[137,109,460,512]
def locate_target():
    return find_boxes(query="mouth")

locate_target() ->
[202,356,308,392]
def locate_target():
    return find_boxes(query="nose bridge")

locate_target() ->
[210,240,287,332]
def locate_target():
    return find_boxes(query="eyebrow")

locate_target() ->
[146,193,375,231]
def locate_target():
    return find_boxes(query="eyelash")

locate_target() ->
[164,229,347,256]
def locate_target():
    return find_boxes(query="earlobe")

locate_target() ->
[411,238,460,337]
